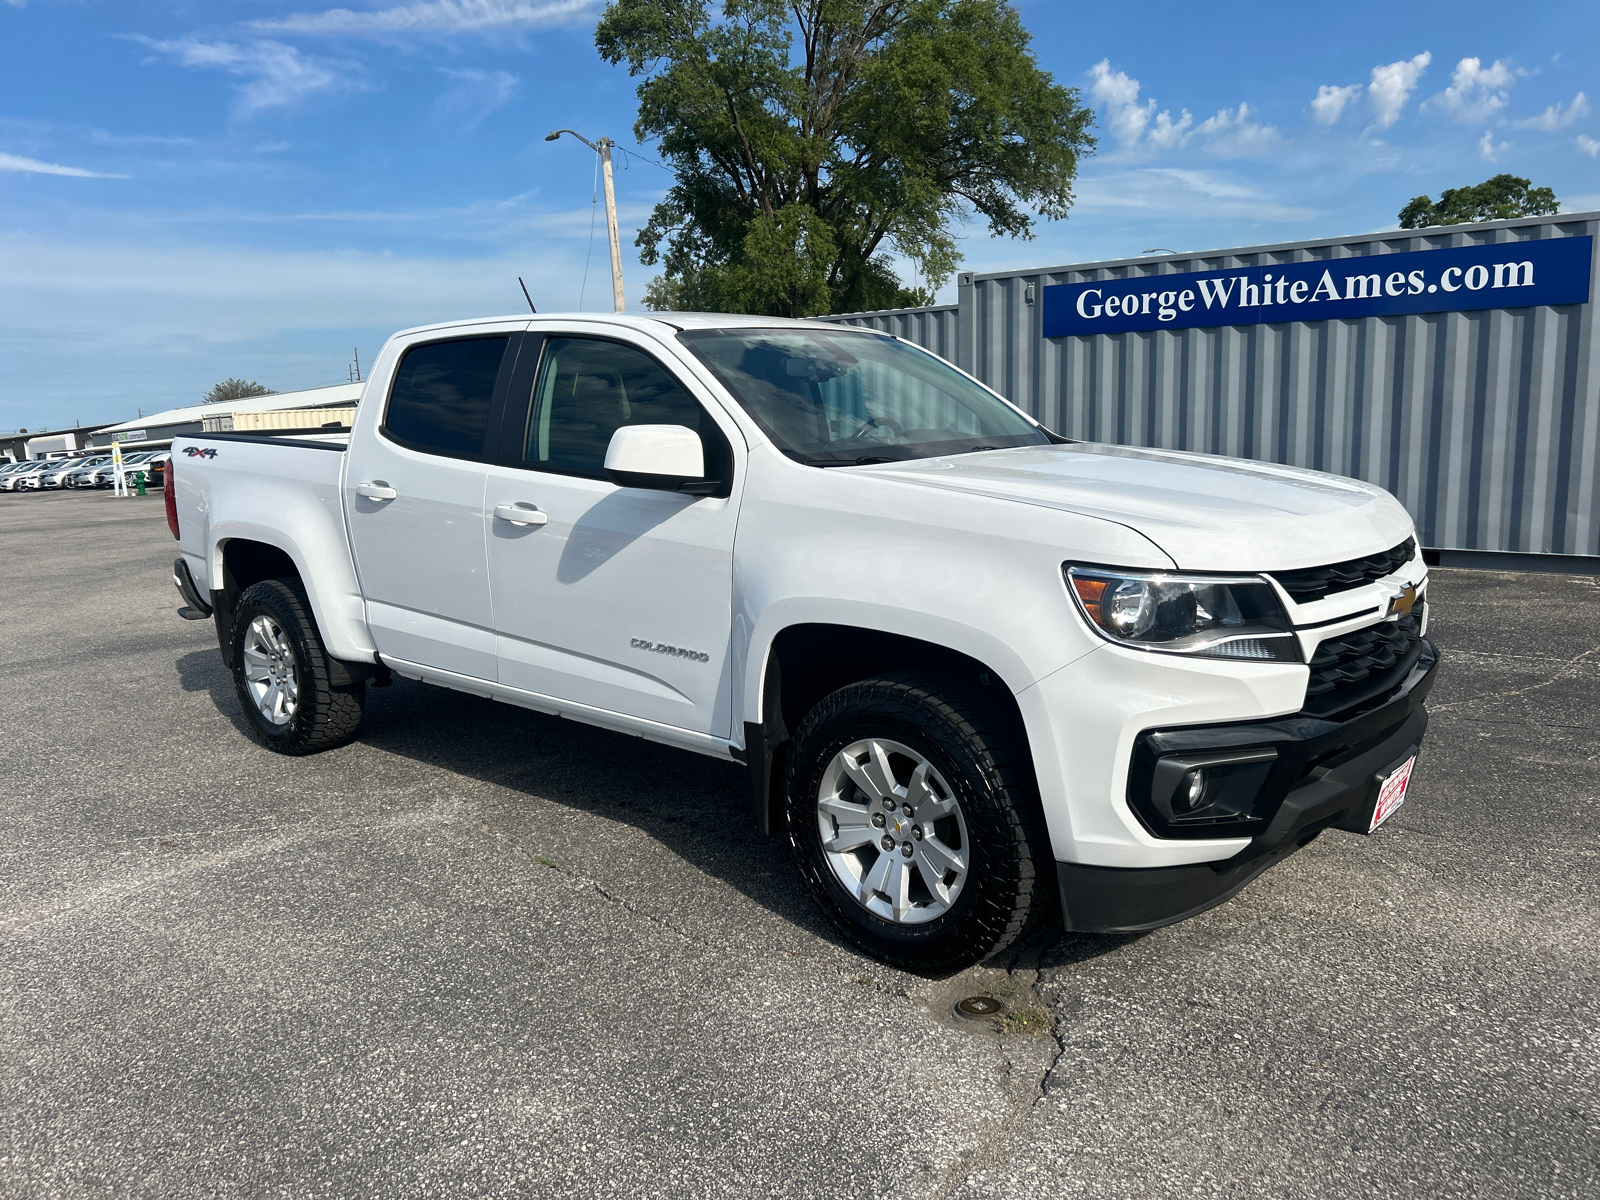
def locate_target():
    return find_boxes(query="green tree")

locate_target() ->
[1398,174,1559,230]
[202,378,276,405]
[596,0,1095,317]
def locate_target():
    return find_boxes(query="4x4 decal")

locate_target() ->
[184,446,218,458]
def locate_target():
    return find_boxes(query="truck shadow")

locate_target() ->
[175,649,1142,978]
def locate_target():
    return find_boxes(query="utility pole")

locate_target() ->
[598,138,624,315]
[545,129,626,312]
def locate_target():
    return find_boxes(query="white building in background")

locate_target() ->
[89,383,364,452]
[23,431,88,458]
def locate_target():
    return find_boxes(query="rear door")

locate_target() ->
[481,329,744,736]
[344,326,528,680]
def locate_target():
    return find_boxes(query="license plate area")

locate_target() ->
[1369,754,1416,832]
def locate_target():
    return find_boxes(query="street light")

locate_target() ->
[545,129,625,313]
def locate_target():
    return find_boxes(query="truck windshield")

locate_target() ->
[679,328,1049,467]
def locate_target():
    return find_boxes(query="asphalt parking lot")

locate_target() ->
[2,487,1597,1199]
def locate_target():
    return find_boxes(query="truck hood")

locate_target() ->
[857,443,1414,571]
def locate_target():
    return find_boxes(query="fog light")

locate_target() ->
[1146,749,1279,830]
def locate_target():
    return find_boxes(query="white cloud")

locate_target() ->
[1577,136,1600,158]
[0,222,646,417]
[134,36,365,114]
[0,152,126,178]
[434,68,519,130]
[1426,56,1518,124]
[1516,92,1589,130]
[1478,129,1510,161]
[1087,60,1154,144]
[1193,103,1280,158]
[1087,61,1240,157]
[1074,168,1315,222]
[1367,52,1431,130]
[254,0,599,37]
[1310,83,1360,126]
[88,129,196,147]
[1146,108,1193,149]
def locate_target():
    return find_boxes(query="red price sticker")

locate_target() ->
[1370,756,1416,832]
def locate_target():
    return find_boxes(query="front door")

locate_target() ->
[345,331,520,680]
[482,332,741,737]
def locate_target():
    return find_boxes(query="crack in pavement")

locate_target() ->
[468,814,701,947]
[1430,645,1600,712]
[915,963,1067,1200]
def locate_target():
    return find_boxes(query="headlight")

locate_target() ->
[1064,565,1300,663]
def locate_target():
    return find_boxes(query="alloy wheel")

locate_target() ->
[241,615,300,726]
[815,738,970,924]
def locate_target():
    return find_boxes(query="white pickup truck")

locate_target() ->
[167,312,1436,970]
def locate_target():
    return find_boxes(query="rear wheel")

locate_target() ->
[229,578,364,755]
[785,673,1055,972]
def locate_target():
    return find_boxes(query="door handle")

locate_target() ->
[354,482,397,500]
[494,502,548,527]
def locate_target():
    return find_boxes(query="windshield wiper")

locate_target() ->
[811,454,904,467]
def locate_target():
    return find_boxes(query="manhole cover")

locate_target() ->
[954,995,1005,1021]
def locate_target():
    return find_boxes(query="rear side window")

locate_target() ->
[385,336,508,457]
[522,337,727,480]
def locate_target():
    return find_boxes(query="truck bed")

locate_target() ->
[170,428,373,662]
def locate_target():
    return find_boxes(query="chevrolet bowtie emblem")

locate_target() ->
[1388,584,1418,618]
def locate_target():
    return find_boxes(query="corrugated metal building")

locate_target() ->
[826,211,1600,567]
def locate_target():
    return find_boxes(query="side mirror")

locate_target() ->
[603,425,711,494]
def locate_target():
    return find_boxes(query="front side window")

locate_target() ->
[385,336,508,457]
[523,337,723,479]
[680,328,1049,466]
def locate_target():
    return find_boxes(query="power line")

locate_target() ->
[578,151,599,312]
[615,147,667,171]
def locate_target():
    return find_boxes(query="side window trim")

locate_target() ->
[492,332,734,496]
[378,331,525,463]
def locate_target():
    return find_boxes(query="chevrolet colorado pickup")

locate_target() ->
[167,312,1436,970]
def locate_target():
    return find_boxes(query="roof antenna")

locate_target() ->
[518,277,537,313]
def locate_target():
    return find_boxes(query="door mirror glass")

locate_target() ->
[604,425,707,492]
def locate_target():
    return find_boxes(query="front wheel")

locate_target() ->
[229,578,364,755]
[784,673,1056,972]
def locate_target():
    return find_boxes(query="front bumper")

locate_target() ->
[1056,638,1438,933]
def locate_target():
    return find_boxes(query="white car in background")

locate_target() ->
[82,451,157,488]
[62,455,114,487]
[37,459,92,489]
[0,462,35,488]
[1,460,60,491]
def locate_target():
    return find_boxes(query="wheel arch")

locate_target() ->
[745,622,1034,836]
[211,535,377,683]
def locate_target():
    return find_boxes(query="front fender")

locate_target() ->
[732,448,1171,735]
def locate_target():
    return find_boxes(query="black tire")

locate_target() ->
[784,672,1056,973]
[229,578,364,755]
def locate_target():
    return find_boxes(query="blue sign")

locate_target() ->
[1042,236,1593,337]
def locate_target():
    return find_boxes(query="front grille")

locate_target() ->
[1271,537,1417,604]
[1302,608,1424,718]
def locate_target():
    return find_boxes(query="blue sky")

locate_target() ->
[3,0,1598,431]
